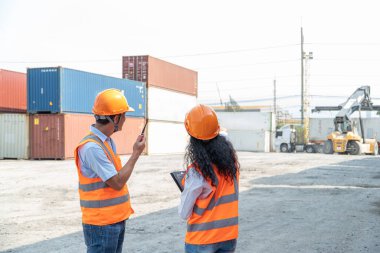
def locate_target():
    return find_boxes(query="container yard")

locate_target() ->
[2,2,380,252]
[1,153,379,252]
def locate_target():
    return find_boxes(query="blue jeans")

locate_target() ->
[83,220,126,253]
[185,239,237,253]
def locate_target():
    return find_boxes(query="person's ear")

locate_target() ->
[113,115,120,124]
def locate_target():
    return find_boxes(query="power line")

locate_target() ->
[0,43,300,64]
[196,59,299,70]
[201,74,298,85]
[159,43,300,58]
[306,42,380,46]
[0,59,121,64]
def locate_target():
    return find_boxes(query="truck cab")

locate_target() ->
[275,124,297,152]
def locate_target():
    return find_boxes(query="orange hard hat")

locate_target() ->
[92,89,134,116]
[185,104,220,140]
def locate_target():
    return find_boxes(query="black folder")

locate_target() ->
[170,171,186,192]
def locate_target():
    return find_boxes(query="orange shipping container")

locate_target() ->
[29,114,145,159]
[0,69,27,112]
[122,55,198,96]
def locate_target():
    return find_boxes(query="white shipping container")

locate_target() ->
[147,87,197,122]
[216,111,275,131]
[228,130,271,152]
[147,120,189,154]
[0,113,29,159]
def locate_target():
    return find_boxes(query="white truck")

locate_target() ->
[275,124,323,153]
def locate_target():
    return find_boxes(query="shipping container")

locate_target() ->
[309,118,335,141]
[122,55,198,96]
[29,114,145,159]
[146,120,189,154]
[309,117,380,142]
[147,86,196,122]
[27,67,146,117]
[361,118,380,141]
[0,69,27,112]
[0,113,29,159]
[228,130,271,152]
[216,111,275,132]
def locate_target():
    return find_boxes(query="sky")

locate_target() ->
[1,0,380,118]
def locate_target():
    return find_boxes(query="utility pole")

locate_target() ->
[301,27,304,130]
[300,27,313,144]
[273,78,277,123]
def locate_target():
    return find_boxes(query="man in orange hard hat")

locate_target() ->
[74,88,146,253]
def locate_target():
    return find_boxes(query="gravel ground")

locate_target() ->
[1,152,379,253]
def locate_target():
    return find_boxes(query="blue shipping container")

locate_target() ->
[27,67,146,117]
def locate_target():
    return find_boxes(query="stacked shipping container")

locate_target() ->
[0,69,27,112]
[27,67,146,159]
[122,56,198,154]
[0,69,28,159]
[29,114,144,159]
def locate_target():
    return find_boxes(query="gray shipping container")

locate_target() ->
[309,117,380,142]
[0,113,29,159]
[228,130,271,152]
[216,111,275,132]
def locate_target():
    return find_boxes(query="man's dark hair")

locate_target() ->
[95,115,116,125]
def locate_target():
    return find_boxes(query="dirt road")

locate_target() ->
[1,152,379,252]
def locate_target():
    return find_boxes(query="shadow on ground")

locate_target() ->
[3,157,380,253]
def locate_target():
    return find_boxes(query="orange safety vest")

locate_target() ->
[182,165,239,244]
[74,133,134,225]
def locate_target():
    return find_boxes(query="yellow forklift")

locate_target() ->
[313,86,380,155]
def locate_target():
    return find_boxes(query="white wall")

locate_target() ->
[147,120,189,154]
[147,87,197,122]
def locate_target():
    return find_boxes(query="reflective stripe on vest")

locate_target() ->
[80,194,130,208]
[79,135,117,168]
[79,181,109,192]
[193,177,238,216]
[188,217,239,232]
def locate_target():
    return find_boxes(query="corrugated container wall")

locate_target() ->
[216,111,275,132]
[147,87,197,122]
[215,111,274,152]
[29,114,145,159]
[147,120,188,154]
[309,117,380,142]
[27,67,145,117]
[228,130,271,152]
[309,118,335,141]
[361,118,380,142]
[0,69,27,112]
[122,55,198,96]
[0,113,29,159]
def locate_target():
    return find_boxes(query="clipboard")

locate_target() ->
[170,171,186,192]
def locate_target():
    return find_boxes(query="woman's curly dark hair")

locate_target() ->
[184,135,239,185]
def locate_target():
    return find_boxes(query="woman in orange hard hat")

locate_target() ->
[179,104,240,253]
[74,89,146,253]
